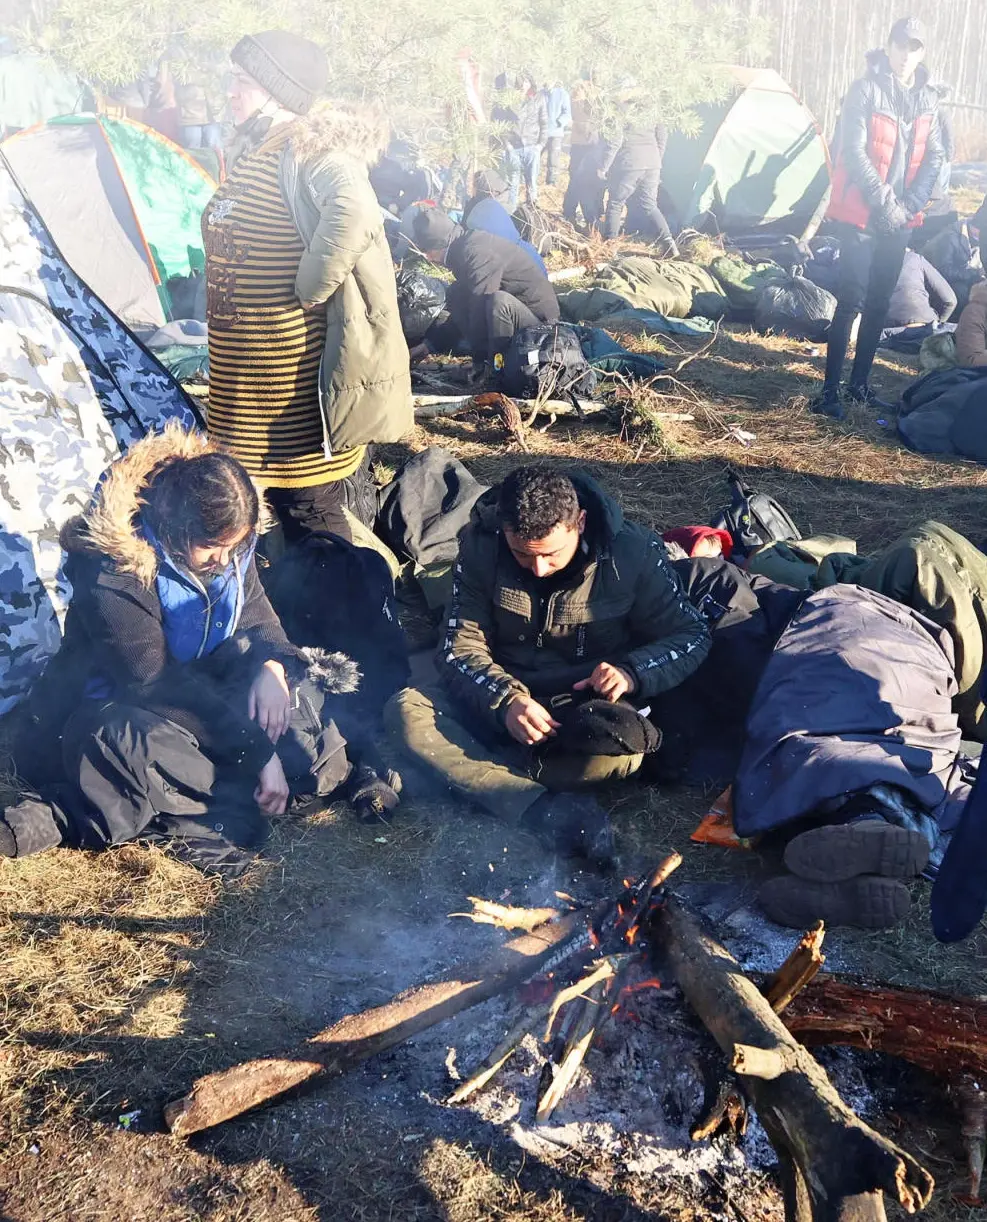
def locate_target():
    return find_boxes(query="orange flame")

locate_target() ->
[588,926,600,948]
[621,977,661,995]
[624,924,639,947]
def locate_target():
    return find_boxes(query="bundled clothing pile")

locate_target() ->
[897,366,987,459]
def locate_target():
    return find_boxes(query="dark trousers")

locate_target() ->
[486,291,541,362]
[604,166,675,250]
[46,681,349,853]
[563,144,605,228]
[264,450,376,548]
[824,230,910,394]
[545,137,564,185]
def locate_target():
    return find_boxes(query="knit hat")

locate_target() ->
[663,525,734,560]
[411,206,461,252]
[231,31,328,116]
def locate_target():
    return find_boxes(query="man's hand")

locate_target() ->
[505,695,561,745]
[573,662,637,703]
[247,660,291,744]
[255,752,289,816]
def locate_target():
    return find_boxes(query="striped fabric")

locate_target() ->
[203,130,364,489]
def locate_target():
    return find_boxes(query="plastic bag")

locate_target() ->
[395,269,447,342]
[754,273,836,342]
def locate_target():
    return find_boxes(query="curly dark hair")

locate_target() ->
[140,452,259,564]
[497,465,581,540]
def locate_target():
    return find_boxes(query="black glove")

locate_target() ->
[871,185,909,236]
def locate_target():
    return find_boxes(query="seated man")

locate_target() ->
[4,426,395,876]
[412,207,560,376]
[955,279,987,367]
[883,247,957,334]
[385,465,711,863]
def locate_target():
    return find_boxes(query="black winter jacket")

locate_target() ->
[445,228,560,359]
[600,122,668,178]
[887,249,957,327]
[492,93,548,149]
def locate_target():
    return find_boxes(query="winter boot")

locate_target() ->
[783,822,929,883]
[759,874,910,930]
[348,764,403,823]
[521,791,615,868]
[0,796,65,858]
[844,383,897,413]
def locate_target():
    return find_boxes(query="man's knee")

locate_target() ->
[535,749,644,791]
[384,685,438,745]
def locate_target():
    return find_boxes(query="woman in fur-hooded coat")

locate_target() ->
[10,426,358,873]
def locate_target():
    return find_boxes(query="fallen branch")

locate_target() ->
[649,898,934,1221]
[414,393,606,419]
[165,907,594,1137]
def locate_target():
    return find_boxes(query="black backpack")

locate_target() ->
[709,469,802,559]
[264,533,410,733]
[501,323,597,406]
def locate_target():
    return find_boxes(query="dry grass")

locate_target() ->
[4,212,987,1219]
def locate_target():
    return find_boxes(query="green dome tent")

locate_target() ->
[662,67,832,240]
[2,114,216,331]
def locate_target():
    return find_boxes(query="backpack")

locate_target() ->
[264,533,410,734]
[709,469,802,559]
[501,324,597,406]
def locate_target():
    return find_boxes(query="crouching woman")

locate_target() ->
[3,425,361,876]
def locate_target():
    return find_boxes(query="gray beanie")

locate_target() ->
[231,30,328,116]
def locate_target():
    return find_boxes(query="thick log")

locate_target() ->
[165,908,591,1137]
[782,977,987,1081]
[648,897,934,1222]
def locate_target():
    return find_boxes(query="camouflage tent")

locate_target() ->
[0,152,200,716]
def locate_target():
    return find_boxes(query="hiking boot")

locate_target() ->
[845,383,896,413]
[784,821,929,883]
[759,874,910,929]
[0,796,64,857]
[521,791,615,869]
[809,389,845,420]
[349,765,403,824]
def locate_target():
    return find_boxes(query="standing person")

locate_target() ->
[600,100,678,255]
[493,73,548,211]
[563,75,605,230]
[542,80,572,187]
[203,30,412,544]
[814,17,944,419]
[176,53,227,151]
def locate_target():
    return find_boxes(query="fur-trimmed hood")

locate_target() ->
[62,423,269,590]
[289,99,389,168]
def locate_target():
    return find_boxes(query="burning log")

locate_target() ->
[165,906,593,1137]
[648,897,934,1221]
[782,977,987,1203]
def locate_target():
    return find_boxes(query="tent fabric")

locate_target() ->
[663,67,831,237]
[0,51,93,133]
[2,115,214,330]
[0,155,199,715]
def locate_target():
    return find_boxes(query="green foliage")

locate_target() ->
[17,0,771,151]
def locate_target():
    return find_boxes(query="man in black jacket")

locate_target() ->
[600,111,677,255]
[816,16,945,418]
[413,207,560,373]
[4,427,395,875]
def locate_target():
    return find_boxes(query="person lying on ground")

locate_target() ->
[814,15,945,419]
[384,465,711,866]
[3,426,399,877]
[954,280,987,368]
[734,585,972,932]
[411,206,560,380]
[204,30,411,547]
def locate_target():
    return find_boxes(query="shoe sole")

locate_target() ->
[784,823,929,883]
[759,875,910,930]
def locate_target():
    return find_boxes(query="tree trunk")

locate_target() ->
[648,897,934,1222]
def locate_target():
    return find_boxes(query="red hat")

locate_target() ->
[662,525,734,560]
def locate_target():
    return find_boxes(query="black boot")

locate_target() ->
[844,383,897,413]
[521,791,615,868]
[348,764,403,823]
[0,795,65,857]
[811,305,855,419]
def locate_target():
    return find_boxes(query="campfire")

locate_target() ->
[163,850,987,1221]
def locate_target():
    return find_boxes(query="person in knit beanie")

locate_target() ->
[202,31,411,557]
